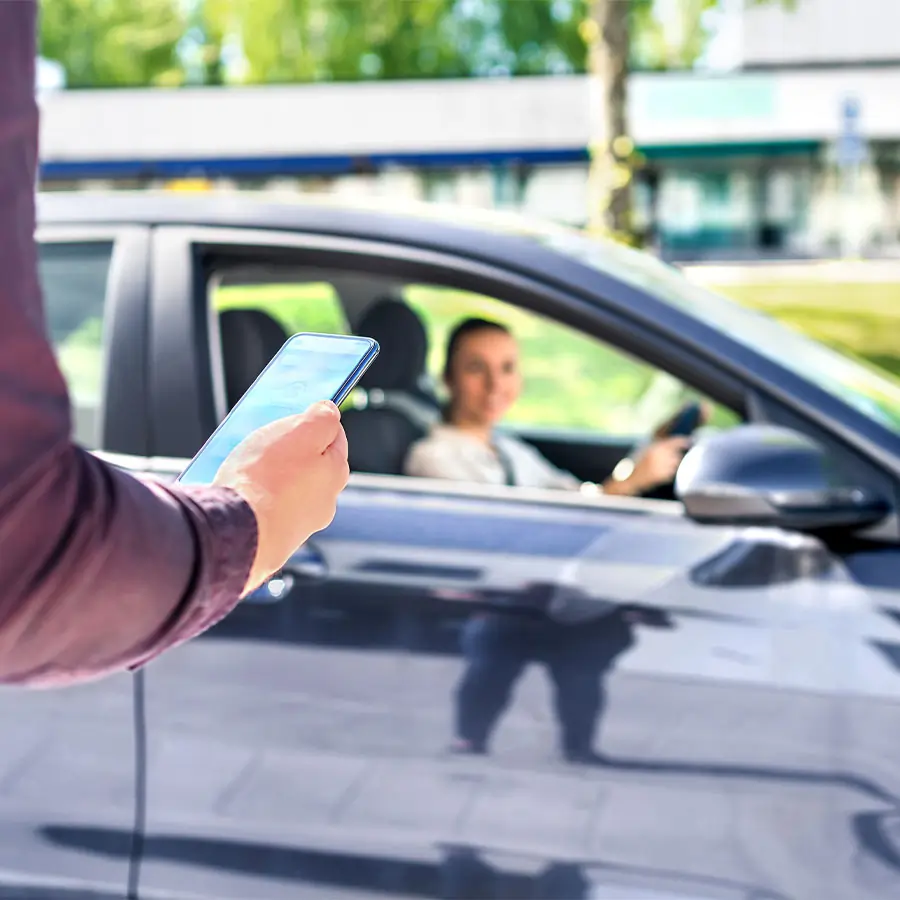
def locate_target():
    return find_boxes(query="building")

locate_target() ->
[37,0,900,259]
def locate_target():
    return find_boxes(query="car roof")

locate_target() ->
[38,189,560,234]
[38,190,590,274]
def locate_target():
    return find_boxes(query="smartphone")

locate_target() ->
[177,332,379,486]
[667,401,703,437]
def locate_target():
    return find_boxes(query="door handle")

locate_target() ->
[355,560,481,580]
[243,544,326,604]
[286,541,328,581]
[244,571,295,604]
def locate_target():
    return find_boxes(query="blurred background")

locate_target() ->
[36,0,900,383]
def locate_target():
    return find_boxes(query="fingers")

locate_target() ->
[318,426,350,527]
[643,436,690,461]
[663,438,690,465]
[289,400,342,452]
[325,426,350,486]
[328,422,348,457]
[308,399,341,420]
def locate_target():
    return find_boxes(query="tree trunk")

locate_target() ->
[586,0,632,239]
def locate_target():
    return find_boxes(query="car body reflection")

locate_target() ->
[41,824,793,899]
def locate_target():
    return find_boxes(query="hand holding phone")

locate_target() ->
[177,332,379,593]
[213,402,349,593]
[178,333,378,486]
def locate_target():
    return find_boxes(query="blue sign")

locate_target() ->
[837,96,865,167]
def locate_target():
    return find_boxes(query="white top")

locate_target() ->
[404,424,583,491]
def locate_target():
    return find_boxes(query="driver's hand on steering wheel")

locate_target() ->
[632,437,692,491]
[604,436,691,496]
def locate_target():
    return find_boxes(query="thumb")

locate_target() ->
[289,401,342,452]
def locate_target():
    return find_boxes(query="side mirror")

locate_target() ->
[675,424,890,533]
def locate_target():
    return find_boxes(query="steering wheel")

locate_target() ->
[635,401,705,501]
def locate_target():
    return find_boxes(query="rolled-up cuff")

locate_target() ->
[126,483,258,670]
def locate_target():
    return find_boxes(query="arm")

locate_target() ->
[515,438,661,497]
[0,2,257,687]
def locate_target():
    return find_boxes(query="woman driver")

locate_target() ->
[404,316,690,494]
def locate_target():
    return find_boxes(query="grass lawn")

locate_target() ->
[697,278,900,381]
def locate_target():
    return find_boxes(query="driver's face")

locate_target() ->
[446,329,522,428]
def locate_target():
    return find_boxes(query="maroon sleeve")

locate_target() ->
[0,1,258,687]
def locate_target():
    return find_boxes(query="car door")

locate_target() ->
[133,224,900,900]
[0,225,151,899]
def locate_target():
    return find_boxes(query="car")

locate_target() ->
[1,190,899,900]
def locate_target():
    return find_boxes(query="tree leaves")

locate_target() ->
[40,0,186,88]
[40,0,801,89]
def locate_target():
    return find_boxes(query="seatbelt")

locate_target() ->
[492,440,517,487]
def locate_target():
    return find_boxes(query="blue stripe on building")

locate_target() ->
[39,140,820,182]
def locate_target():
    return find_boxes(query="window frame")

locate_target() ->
[148,225,749,464]
[35,225,151,454]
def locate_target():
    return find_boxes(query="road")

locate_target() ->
[1,620,900,899]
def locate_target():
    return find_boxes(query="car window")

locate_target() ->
[404,284,738,434]
[379,205,900,433]
[535,227,900,433]
[209,278,353,411]
[212,281,348,335]
[37,240,114,449]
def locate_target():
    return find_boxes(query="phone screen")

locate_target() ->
[177,333,378,486]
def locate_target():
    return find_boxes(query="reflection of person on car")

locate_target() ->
[403,317,679,762]
[454,600,637,762]
[403,316,689,494]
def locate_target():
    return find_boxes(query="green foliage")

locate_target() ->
[215,281,349,333]
[212,0,792,84]
[39,0,804,89]
[40,0,186,88]
[38,0,804,89]
[493,0,588,76]
[713,281,900,380]
[199,0,591,83]
[630,0,798,71]
[630,0,713,71]
[232,0,464,82]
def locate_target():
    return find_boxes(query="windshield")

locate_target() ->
[534,227,900,435]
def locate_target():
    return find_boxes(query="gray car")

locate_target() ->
[1,192,899,900]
